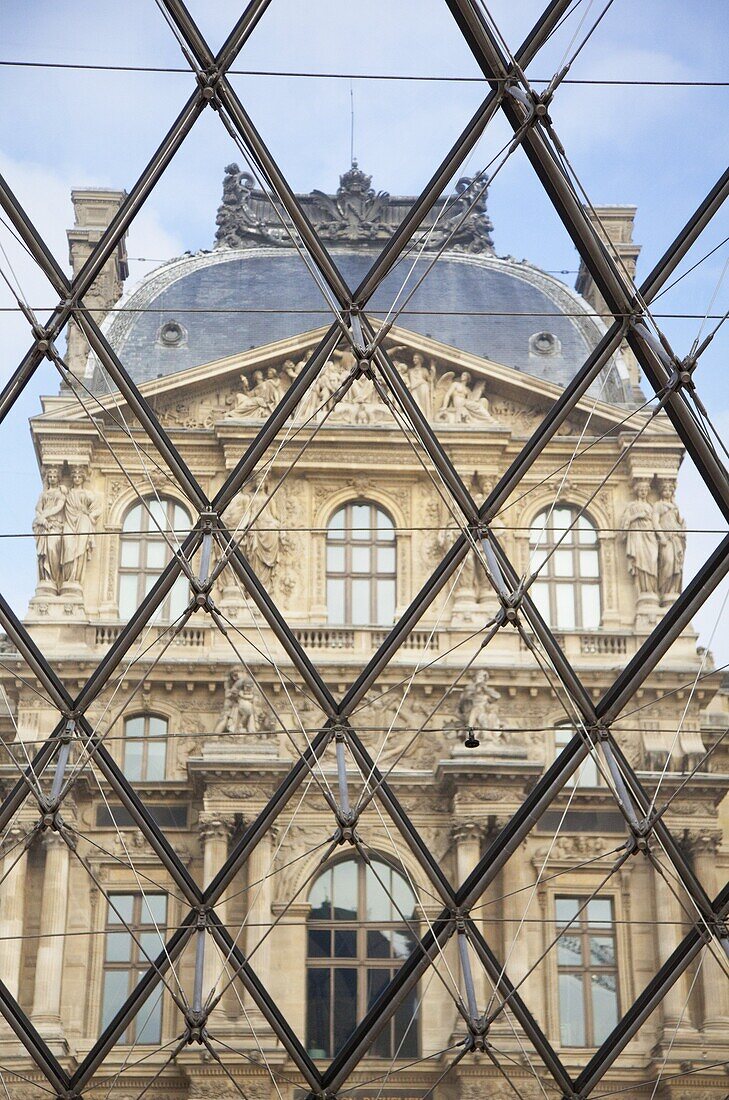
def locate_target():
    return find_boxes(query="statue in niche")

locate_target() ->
[32,467,66,593]
[653,481,686,600]
[225,476,282,589]
[620,480,658,596]
[435,370,496,424]
[214,668,259,735]
[458,669,503,742]
[61,466,101,588]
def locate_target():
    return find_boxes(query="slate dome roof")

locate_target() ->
[88,165,632,404]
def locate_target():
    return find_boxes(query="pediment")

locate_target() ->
[34,324,666,440]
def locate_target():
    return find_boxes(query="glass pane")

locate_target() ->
[173,503,191,532]
[559,972,585,1046]
[105,931,133,963]
[327,545,345,572]
[395,988,419,1059]
[530,548,547,572]
[148,716,168,737]
[580,550,599,577]
[367,930,390,958]
[367,970,391,1057]
[334,930,356,958]
[553,508,574,540]
[577,752,600,788]
[135,994,162,1045]
[327,579,345,625]
[123,740,144,782]
[309,870,332,919]
[118,574,139,619]
[125,717,145,738]
[140,929,165,959]
[555,726,572,750]
[376,579,396,625]
[390,929,417,960]
[123,504,142,531]
[328,507,345,537]
[149,500,167,529]
[351,578,370,625]
[145,741,166,781]
[555,584,576,629]
[581,585,601,629]
[101,969,129,1034]
[351,546,370,573]
[555,898,579,925]
[333,969,357,1054]
[366,863,391,922]
[554,550,573,578]
[592,972,618,1044]
[142,895,167,924]
[120,539,140,568]
[306,969,330,1058]
[146,539,167,570]
[532,581,551,624]
[351,504,370,538]
[107,896,135,925]
[578,516,598,543]
[308,929,330,958]
[557,933,582,967]
[376,509,394,538]
[169,576,190,621]
[392,871,416,921]
[332,861,357,920]
[530,512,549,546]
[590,936,615,967]
[587,899,613,927]
[377,546,395,572]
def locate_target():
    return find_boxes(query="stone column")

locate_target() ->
[687,830,729,1032]
[452,823,487,1011]
[199,814,235,1020]
[652,864,694,1032]
[31,832,71,1037]
[246,830,273,992]
[0,828,29,1001]
[499,837,545,1027]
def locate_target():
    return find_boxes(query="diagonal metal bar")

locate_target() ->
[0,978,70,1095]
[344,725,457,906]
[574,880,729,1094]
[69,915,196,1091]
[446,0,729,523]
[466,919,574,1097]
[214,524,338,716]
[0,593,72,714]
[353,0,572,303]
[339,157,729,716]
[160,0,353,310]
[598,533,729,722]
[207,911,322,1091]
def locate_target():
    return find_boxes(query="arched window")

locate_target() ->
[529,506,601,630]
[306,857,418,1060]
[123,714,168,781]
[119,498,192,623]
[326,502,396,626]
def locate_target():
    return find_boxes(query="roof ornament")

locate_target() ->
[213,162,494,253]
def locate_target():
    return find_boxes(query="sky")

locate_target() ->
[0,0,727,664]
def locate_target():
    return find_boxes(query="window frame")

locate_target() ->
[528,505,601,631]
[122,713,169,782]
[554,893,620,1048]
[118,497,192,624]
[325,501,396,627]
[100,891,168,1045]
[306,856,419,1060]
[554,723,602,789]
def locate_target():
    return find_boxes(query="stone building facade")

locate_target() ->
[0,166,726,1099]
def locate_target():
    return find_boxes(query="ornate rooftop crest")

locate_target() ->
[214,162,495,253]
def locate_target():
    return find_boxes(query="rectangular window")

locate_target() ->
[555,727,601,788]
[101,893,167,1044]
[555,896,618,1047]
